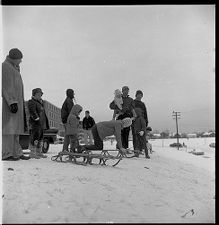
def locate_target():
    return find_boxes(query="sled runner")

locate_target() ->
[51,149,123,167]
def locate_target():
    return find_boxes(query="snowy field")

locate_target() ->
[1,137,215,223]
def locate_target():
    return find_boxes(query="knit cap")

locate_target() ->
[122,117,133,128]
[9,48,23,60]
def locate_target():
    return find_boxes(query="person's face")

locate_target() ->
[13,59,22,66]
[115,92,122,98]
[85,112,89,117]
[122,89,129,96]
[136,94,143,101]
[69,91,74,99]
[35,92,43,100]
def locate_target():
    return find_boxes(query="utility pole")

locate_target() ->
[172,111,181,150]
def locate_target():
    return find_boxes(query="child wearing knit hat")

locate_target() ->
[112,89,123,120]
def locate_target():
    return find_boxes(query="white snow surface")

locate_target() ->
[1,138,215,223]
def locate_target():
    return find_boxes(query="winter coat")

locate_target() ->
[61,96,74,124]
[134,99,148,126]
[2,56,26,135]
[96,120,123,149]
[132,108,147,135]
[82,116,95,130]
[27,97,49,130]
[65,104,83,135]
[109,94,135,117]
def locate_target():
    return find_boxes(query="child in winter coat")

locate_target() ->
[132,107,150,158]
[64,104,83,153]
[28,88,49,159]
[112,89,123,120]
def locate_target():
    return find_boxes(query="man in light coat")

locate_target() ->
[2,48,30,160]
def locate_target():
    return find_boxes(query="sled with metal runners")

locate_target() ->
[51,149,124,167]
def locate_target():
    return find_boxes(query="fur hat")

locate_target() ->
[9,48,23,60]
[122,117,133,128]
[114,89,122,96]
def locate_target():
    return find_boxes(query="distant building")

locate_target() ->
[202,131,215,137]
[152,133,161,138]
[187,133,197,138]
[43,100,64,133]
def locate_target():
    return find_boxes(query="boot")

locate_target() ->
[134,149,140,157]
[145,155,150,159]
[29,144,40,159]
[36,141,47,158]
[144,148,150,159]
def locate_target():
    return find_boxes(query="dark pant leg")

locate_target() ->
[62,123,70,151]
[121,126,130,149]
[29,126,43,147]
[117,113,131,149]
[68,134,78,152]
[84,125,103,150]
[131,125,137,150]
[138,135,148,156]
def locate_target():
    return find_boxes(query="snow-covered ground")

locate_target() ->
[1,137,215,223]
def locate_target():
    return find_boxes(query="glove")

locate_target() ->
[10,103,18,113]
[139,131,144,136]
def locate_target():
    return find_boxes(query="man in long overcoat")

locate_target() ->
[2,48,30,160]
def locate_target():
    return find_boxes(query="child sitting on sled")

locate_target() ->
[112,89,123,120]
[64,104,83,153]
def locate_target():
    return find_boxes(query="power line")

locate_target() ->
[180,107,213,114]
[172,111,181,150]
[180,123,215,128]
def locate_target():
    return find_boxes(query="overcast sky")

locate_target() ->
[1,5,215,133]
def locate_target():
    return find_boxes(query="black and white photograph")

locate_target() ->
[0,4,215,223]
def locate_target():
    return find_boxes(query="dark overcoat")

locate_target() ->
[27,97,49,130]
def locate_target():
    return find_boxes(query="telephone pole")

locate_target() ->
[172,111,181,150]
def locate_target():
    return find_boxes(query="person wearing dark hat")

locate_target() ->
[82,110,96,145]
[132,108,150,158]
[109,86,136,149]
[2,48,30,160]
[61,89,75,152]
[132,90,149,153]
[27,88,49,159]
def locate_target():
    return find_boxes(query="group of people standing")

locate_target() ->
[110,86,151,158]
[2,47,151,161]
[60,85,151,159]
[60,89,96,153]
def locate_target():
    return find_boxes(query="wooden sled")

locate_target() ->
[51,149,123,167]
